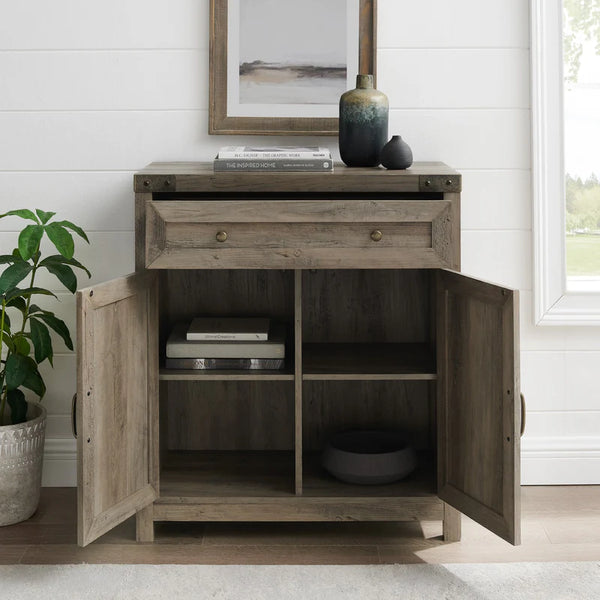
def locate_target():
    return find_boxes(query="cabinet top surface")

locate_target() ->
[134,162,461,194]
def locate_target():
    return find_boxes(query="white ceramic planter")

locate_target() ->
[0,402,46,526]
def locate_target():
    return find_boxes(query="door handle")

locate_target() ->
[520,393,526,437]
[71,393,77,439]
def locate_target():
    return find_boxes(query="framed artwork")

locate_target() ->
[209,0,377,135]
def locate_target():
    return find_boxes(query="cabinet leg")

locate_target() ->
[443,503,461,542]
[136,505,154,543]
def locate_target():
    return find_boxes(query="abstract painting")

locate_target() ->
[238,0,347,105]
[209,0,376,135]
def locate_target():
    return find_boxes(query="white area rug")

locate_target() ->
[1,562,599,599]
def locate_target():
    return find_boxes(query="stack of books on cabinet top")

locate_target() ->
[214,146,333,172]
[165,317,285,370]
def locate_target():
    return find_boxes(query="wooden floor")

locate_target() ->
[1,487,600,565]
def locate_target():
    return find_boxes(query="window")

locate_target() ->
[563,1,600,289]
[532,0,600,323]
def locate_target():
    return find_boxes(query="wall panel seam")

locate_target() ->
[379,46,530,51]
[0,48,205,53]
[0,169,135,173]
[0,108,530,114]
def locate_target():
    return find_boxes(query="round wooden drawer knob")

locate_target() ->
[370,230,383,242]
[216,231,228,242]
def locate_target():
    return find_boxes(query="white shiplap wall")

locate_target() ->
[0,0,597,485]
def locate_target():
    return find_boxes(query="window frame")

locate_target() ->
[531,0,600,325]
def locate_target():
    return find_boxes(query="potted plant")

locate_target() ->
[0,209,89,526]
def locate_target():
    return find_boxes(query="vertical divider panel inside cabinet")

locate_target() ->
[294,269,303,495]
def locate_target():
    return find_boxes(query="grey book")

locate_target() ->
[166,322,285,359]
[187,317,270,341]
[213,158,333,172]
[165,358,285,370]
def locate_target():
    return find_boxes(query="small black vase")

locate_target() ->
[380,136,413,170]
[339,74,389,167]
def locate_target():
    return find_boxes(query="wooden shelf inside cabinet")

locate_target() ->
[159,451,295,499]
[302,343,436,381]
[301,453,437,498]
[159,366,295,381]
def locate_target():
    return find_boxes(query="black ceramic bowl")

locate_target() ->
[321,430,417,485]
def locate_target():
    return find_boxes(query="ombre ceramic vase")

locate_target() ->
[380,136,413,170]
[339,74,388,167]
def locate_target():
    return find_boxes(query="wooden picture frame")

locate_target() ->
[209,0,377,136]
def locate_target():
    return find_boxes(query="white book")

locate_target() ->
[187,317,270,341]
[217,146,331,159]
[167,323,285,359]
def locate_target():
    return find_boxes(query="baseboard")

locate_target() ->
[42,438,77,487]
[521,436,600,485]
[40,436,600,487]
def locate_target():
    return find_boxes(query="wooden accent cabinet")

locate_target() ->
[76,163,521,547]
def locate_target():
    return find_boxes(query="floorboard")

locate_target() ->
[1,487,599,564]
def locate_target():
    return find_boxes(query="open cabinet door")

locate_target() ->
[437,270,521,545]
[76,272,159,546]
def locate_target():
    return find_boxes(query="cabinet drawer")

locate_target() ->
[145,200,457,269]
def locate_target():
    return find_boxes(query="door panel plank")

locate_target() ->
[77,272,158,546]
[437,270,520,545]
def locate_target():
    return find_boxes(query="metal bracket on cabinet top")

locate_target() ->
[134,175,175,193]
[419,175,461,193]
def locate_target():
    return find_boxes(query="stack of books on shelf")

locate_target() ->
[165,317,285,370]
[213,146,333,172]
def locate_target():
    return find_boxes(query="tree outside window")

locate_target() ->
[563,0,600,280]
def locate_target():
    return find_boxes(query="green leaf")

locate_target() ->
[1,319,11,342]
[39,254,91,278]
[12,248,24,261]
[6,296,27,313]
[23,364,46,398]
[5,353,32,390]
[44,223,74,259]
[35,312,73,351]
[1,334,15,352]
[30,318,53,365]
[1,311,10,329]
[41,262,77,294]
[13,334,31,357]
[0,209,39,224]
[53,220,89,244]
[35,209,56,225]
[18,224,44,261]
[0,261,33,295]
[0,254,16,265]
[29,303,43,314]
[5,287,57,302]
[7,389,27,425]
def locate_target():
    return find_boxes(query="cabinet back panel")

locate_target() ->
[160,269,295,354]
[163,268,294,322]
[302,381,431,452]
[302,270,430,343]
[166,381,294,451]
